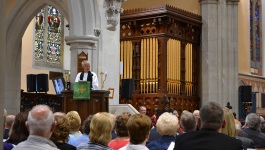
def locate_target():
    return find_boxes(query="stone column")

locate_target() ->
[227,0,239,117]
[0,0,6,145]
[200,0,239,112]
[65,35,98,89]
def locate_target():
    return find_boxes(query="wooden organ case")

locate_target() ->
[119,5,202,116]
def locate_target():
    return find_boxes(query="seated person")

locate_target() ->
[173,101,242,150]
[66,111,82,138]
[4,115,15,140]
[5,111,29,145]
[147,112,179,150]
[180,111,196,133]
[50,115,76,150]
[235,121,254,150]
[3,109,14,150]
[120,114,152,150]
[108,112,131,150]
[77,112,113,150]
[239,113,265,148]
[12,105,59,150]
[221,107,236,137]
[71,115,93,147]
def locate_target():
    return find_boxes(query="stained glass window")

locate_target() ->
[250,0,253,60]
[34,5,63,70]
[47,6,62,63]
[250,0,262,70]
[34,8,45,61]
[255,2,260,61]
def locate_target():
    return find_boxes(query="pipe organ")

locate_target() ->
[119,5,202,116]
[167,39,181,95]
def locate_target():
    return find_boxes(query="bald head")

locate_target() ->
[27,105,55,137]
[30,105,51,120]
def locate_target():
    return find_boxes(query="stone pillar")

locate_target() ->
[200,0,239,112]
[0,0,6,145]
[65,35,98,89]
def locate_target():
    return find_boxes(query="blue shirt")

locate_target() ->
[71,134,90,147]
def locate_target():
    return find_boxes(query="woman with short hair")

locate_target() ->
[147,112,179,150]
[66,111,82,138]
[77,112,114,150]
[108,112,131,150]
[50,115,76,150]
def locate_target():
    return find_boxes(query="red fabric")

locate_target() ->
[151,115,157,127]
[108,139,129,150]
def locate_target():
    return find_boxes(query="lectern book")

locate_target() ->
[73,81,91,100]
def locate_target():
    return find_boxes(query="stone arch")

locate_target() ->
[5,0,101,115]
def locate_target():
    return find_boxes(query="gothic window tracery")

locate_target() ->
[34,5,64,71]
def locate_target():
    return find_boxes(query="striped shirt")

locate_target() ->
[77,141,113,150]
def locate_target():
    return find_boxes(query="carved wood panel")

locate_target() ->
[120,4,202,115]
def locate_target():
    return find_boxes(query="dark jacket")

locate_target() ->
[239,128,265,148]
[173,128,242,150]
[147,135,175,150]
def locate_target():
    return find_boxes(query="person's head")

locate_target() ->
[245,113,261,130]
[260,116,265,133]
[173,110,179,118]
[139,106,147,115]
[26,105,56,138]
[50,115,70,143]
[82,115,93,135]
[180,111,196,132]
[6,115,15,128]
[127,114,152,144]
[114,112,131,137]
[199,101,224,130]
[8,111,29,142]
[156,112,179,137]
[222,107,236,137]
[66,111,81,133]
[193,110,200,121]
[89,112,113,145]
[82,60,90,72]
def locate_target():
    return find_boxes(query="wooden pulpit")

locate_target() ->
[61,90,110,122]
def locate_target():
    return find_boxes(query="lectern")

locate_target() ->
[61,90,110,122]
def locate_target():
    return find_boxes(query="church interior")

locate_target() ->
[1,0,265,138]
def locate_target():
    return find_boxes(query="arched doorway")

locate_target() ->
[5,0,100,115]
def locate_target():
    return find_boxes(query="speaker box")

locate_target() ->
[27,74,36,92]
[261,93,265,108]
[239,86,252,102]
[121,78,134,99]
[36,74,49,92]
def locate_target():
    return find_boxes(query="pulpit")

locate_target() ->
[61,90,110,122]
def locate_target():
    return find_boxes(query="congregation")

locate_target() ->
[3,101,265,150]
